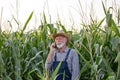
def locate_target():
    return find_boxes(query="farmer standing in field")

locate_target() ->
[45,30,80,80]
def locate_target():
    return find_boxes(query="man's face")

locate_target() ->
[55,36,67,49]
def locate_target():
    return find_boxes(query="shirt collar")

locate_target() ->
[64,47,69,53]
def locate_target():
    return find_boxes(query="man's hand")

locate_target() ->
[50,43,56,53]
[47,43,56,63]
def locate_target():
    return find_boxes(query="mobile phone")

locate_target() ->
[53,43,58,49]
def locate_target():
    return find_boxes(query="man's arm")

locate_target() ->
[71,49,80,80]
[45,51,54,70]
[45,43,56,70]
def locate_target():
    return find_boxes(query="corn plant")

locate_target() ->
[0,1,120,80]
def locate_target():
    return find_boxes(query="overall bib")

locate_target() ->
[51,49,72,80]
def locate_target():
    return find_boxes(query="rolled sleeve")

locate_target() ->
[45,60,53,70]
[71,50,80,80]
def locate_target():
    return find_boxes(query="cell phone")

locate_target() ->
[53,43,58,49]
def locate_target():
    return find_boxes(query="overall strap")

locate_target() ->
[65,49,71,61]
[54,48,71,61]
[54,53,57,61]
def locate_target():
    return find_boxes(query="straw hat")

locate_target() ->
[51,30,70,43]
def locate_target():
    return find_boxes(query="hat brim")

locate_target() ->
[51,33,70,43]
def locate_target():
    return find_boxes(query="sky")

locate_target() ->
[0,0,120,32]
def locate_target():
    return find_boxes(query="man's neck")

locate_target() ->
[58,45,67,52]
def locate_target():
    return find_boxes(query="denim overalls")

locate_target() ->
[51,49,72,80]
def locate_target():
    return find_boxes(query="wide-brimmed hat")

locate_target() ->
[51,30,70,43]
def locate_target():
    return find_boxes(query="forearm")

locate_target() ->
[45,51,55,70]
[45,60,52,70]
[46,51,54,63]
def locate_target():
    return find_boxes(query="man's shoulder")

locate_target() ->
[69,48,76,52]
[69,48,77,54]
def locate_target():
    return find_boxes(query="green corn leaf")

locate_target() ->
[111,19,120,37]
[115,52,120,63]
[21,11,33,34]
[50,62,62,80]
[102,1,106,14]
[97,18,105,28]
[106,13,112,27]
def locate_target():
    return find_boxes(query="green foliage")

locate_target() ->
[0,2,120,80]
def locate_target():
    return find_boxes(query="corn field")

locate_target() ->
[0,1,120,80]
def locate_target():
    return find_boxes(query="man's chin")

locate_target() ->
[56,44,64,49]
[56,42,66,48]
[56,45,63,49]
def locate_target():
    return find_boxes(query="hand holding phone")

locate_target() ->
[52,43,58,49]
[50,43,57,53]
[47,43,56,62]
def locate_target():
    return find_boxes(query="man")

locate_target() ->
[45,31,80,80]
